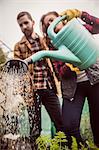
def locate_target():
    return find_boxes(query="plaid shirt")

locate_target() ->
[52,11,99,76]
[14,34,53,90]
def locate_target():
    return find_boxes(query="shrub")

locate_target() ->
[36,131,98,150]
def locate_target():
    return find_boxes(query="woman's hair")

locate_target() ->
[40,11,59,37]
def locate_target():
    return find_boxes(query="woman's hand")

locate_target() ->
[60,9,82,21]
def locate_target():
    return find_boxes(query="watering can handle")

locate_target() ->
[47,15,67,39]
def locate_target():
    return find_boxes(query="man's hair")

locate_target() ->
[17,11,33,21]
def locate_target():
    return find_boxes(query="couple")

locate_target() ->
[13,9,99,149]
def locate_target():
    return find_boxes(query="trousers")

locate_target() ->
[37,89,64,133]
[62,80,99,146]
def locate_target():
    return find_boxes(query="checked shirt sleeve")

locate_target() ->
[81,11,99,34]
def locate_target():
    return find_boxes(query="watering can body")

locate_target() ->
[47,16,99,70]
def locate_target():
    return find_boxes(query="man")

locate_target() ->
[14,11,63,148]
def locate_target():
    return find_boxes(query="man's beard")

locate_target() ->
[24,29,32,38]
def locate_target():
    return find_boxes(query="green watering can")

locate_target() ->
[47,16,99,70]
[29,16,98,70]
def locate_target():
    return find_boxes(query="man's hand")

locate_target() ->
[60,9,82,21]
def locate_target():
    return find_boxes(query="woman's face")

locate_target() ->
[43,14,64,33]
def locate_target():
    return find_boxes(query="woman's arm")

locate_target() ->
[60,9,99,34]
[81,11,99,34]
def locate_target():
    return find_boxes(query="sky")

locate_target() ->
[0,0,99,54]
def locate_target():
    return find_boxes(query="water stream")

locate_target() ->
[0,60,39,150]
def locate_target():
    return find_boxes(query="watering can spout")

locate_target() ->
[27,45,81,65]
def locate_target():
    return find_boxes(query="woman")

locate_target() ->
[40,9,99,149]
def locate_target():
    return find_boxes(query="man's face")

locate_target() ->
[17,15,34,37]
